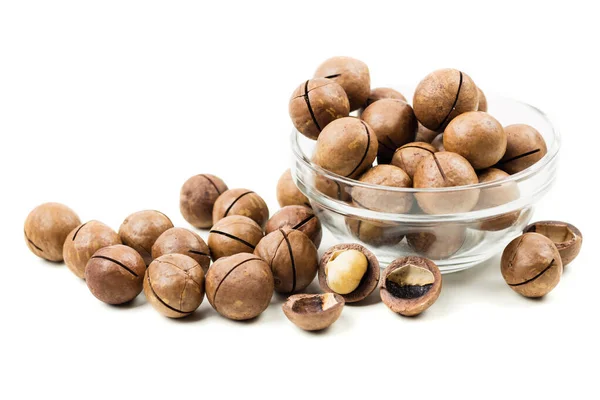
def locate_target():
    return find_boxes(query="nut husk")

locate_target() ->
[152,227,211,272]
[63,220,122,279]
[205,252,274,320]
[276,169,310,208]
[143,253,205,318]
[314,56,370,111]
[501,233,562,298]
[524,221,582,266]
[24,202,81,262]
[380,256,442,316]
[212,188,269,229]
[208,215,264,261]
[391,142,436,180]
[119,210,174,266]
[498,124,547,174]
[85,244,146,305]
[282,293,344,331]
[180,174,228,229]
[265,205,322,248]
[318,243,380,303]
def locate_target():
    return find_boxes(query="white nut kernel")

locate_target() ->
[325,249,368,294]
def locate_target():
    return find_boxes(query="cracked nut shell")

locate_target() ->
[501,233,563,298]
[360,99,417,164]
[352,165,413,213]
[313,117,378,179]
[180,174,228,229]
[143,253,205,318]
[498,124,547,174]
[276,169,310,208]
[380,256,442,316]
[205,252,274,320]
[208,215,264,261]
[24,202,81,262]
[212,188,269,229]
[289,77,350,140]
[254,228,318,294]
[391,142,436,180]
[119,210,174,266]
[85,244,146,305]
[63,220,122,279]
[265,205,322,248]
[152,227,211,272]
[314,56,370,111]
[282,293,344,331]
[524,221,582,266]
[318,243,380,303]
[413,68,479,131]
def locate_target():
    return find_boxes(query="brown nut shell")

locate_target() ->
[475,168,520,231]
[179,174,228,229]
[352,165,413,213]
[119,210,174,266]
[415,123,439,143]
[63,220,122,279]
[143,254,205,318]
[254,228,318,294]
[431,133,445,152]
[24,202,81,262]
[477,87,488,112]
[345,218,405,247]
[276,169,310,208]
[501,233,562,298]
[391,142,437,180]
[265,205,322,248]
[152,227,211,272]
[524,221,582,266]
[380,256,442,316]
[406,225,466,260]
[85,244,146,305]
[314,56,370,111]
[205,253,274,321]
[282,293,344,331]
[212,188,269,229]
[313,117,378,179]
[361,99,417,164]
[289,78,350,140]
[364,87,407,108]
[413,69,478,131]
[318,243,380,303]
[208,215,264,261]
[498,124,547,174]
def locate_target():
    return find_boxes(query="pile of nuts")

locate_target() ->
[22,56,583,331]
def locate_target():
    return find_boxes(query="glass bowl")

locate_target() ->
[291,88,560,273]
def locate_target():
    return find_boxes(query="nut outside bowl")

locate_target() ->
[291,87,560,273]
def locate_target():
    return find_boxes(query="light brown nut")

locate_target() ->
[152,227,211,272]
[119,210,174,266]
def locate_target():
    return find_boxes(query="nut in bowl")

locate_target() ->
[291,86,560,272]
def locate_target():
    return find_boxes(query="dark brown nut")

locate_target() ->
[361,99,417,164]
[24,202,81,262]
[212,188,269,229]
[282,293,344,331]
[276,169,310,208]
[391,142,436,180]
[143,254,205,318]
[413,68,479,131]
[208,215,264,260]
[477,87,488,112]
[205,252,274,320]
[406,225,466,260]
[351,165,413,213]
[314,56,370,111]
[180,174,228,229]
[289,78,350,140]
[254,228,318,294]
[415,123,439,143]
[524,221,582,266]
[501,233,562,298]
[312,117,378,179]
[413,151,480,214]
[119,210,174,266]
[498,124,548,174]
[318,244,380,303]
[63,221,122,279]
[152,227,211,272]
[380,256,442,316]
[476,168,520,231]
[85,244,146,305]
[345,218,405,247]
[265,205,322,248]
[444,111,506,169]
[431,133,445,151]
[364,87,407,108]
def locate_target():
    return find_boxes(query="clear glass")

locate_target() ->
[291,89,560,273]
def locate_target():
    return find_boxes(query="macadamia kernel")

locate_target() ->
[325,249,368,294]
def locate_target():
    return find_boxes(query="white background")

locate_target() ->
[1,1,598,399]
